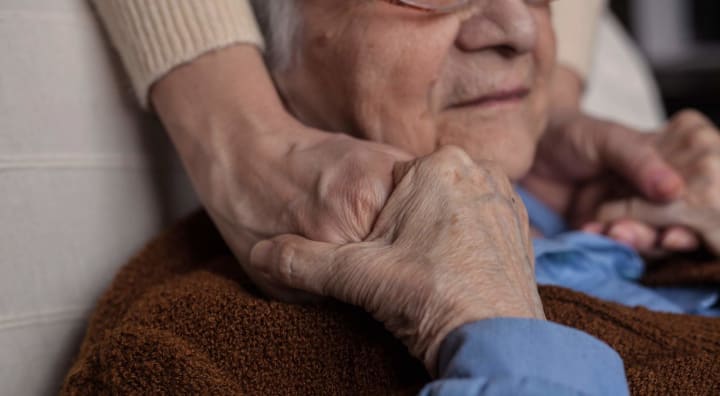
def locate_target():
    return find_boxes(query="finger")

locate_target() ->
[249,235,340,298]
[606,220,658,252]
[596,199,694,229]
[598,198,720,256]
[660,226,701,252]
[599,128,685,201]
[657,110,718,165]
[668,109,714,135]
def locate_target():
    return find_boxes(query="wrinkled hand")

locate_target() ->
[249,146,544,373]
[151,45,414,301]
[524,110,685,216]
[590,110,720,256]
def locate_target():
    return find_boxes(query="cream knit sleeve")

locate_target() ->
[92,0,265,108]
[552,0,608,79]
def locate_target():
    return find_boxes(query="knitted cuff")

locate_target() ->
[93,0,265,109]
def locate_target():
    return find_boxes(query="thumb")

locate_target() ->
[249,235,340,298]
[599,126,684,201]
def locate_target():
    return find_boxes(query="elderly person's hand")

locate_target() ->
[522,67,691,244]
[249,147,544,373]
[522,66,685,234]
[587,110,720,256]
[524,111,685,214]
[153,46,411,300]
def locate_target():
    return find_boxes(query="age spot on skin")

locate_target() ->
[453,170,463,183]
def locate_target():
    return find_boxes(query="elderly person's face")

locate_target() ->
[275,0,556,179]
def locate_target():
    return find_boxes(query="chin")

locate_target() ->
[437,125,539,181]
[499,138,538,181]
[500,156,534,181]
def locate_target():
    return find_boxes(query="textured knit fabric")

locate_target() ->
[552,0,608,78]
[92,0,264,107]
[62,211,720,395]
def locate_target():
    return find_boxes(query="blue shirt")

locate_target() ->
[517,187,720,316]
[420,319,629,396]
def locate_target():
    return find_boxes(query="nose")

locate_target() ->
[455,0,537,55]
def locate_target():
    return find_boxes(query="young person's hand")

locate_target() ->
[152,45,411,300]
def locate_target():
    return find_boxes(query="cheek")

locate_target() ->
[350,21,456,106]
[342,18,459,153]
[526,16,556,133]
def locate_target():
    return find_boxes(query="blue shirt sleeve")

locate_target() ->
[419,318,629,396]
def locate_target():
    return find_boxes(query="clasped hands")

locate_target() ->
[153,53,720,372]
[245,110,720,373]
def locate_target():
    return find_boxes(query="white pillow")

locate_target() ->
[583,12,666,131]
[0,1,197,394]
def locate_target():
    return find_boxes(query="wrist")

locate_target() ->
[152,44,302,158]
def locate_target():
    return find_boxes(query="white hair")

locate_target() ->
[250,1,300,70]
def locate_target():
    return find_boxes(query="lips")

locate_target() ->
[448,87,530,109]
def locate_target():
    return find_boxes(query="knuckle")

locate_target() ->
[433,145,473,168]
[627,143,662,171]
[673,109,708,128]
[346,179,384,217]
[342,147,373,166]
[322,165,386,211]
[475,160,512,189]
[687,129,719,148]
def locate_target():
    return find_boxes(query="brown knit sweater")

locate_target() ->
[61,211,720,395]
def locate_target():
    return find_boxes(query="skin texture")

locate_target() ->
[249,0,549,371]
[276,0,556,179]
[250,146,542,374]
[150,0,718,369]
[153,46,412,300]
[521,64,703,254]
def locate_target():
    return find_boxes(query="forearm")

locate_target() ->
[150,44,327,257]
[151,44,303,161]
[92,0,264,108]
